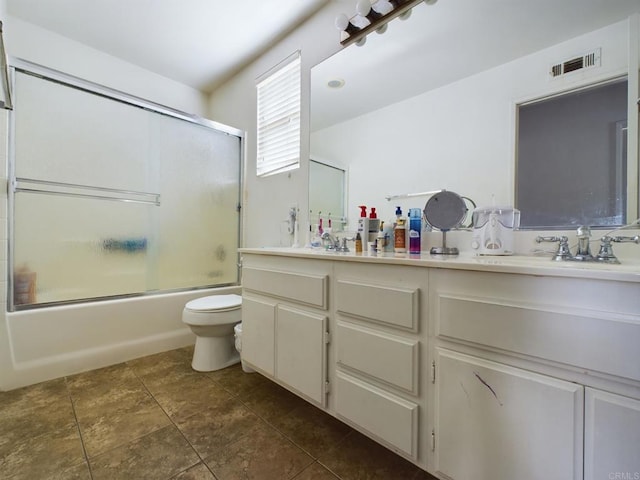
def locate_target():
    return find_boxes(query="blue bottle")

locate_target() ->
[408,208,422,254]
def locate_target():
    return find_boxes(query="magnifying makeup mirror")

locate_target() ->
[423,190,471,255]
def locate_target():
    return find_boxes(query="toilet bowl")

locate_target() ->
[182,294,242,372]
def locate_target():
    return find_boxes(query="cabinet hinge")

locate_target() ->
[431,429,436,452]
[325,381,330,394]
[324,331,331,344]
[431,360,436,384]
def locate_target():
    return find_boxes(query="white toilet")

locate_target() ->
[182,294,242,372]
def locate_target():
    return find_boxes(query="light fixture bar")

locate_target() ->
[339,0,427,48]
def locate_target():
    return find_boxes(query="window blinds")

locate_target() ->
[256,52,301,177]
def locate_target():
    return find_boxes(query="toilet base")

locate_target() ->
[191,334,240,372]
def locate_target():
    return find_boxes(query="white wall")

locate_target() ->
[0,15,214,390]
[311,19,631,226]
[208,1,349,248]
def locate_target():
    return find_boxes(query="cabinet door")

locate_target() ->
[241,296,276,376]
[585,388,640,480]
[434,349,584,480]
[275,305,327,406]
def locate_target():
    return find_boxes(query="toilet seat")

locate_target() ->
[184,294,242,313]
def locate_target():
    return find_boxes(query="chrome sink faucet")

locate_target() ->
[536,225,639,263]
[573,225,594,261]
[321,232,351,252]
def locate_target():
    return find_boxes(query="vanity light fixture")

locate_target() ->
[336,0,437,48]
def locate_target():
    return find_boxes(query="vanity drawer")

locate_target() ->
[335,371,418,460]
[242,267,328,309]
[336,280,419,330]
[336,321,419,394]
[432,270,640,382]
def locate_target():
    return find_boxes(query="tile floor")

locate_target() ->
[0,346,437,480]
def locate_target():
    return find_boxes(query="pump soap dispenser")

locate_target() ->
[357,205,369,251]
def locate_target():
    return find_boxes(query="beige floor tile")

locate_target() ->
[204,421,314,480]
[0,378,76,457]
[292,462,340,480]
[90,425,200,480]
[1,347,436,480]
[66,363,139,397]
[171,462,217,479]
[270,402,353,459]
[317,431,435,480]
[127,346,193,377]
[239,379,309,423]
[177,398,262,458]
[150,374,234,424]
[207,363,271,397]
[131,348,204,391]
[0,423,86,480]
[76,388,171,458]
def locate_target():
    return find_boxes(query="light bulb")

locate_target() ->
[357,0,383,22]
[356,0,371,17]
[424,0,438,4]
[335,13,350,31]
[335,13,360,35]
[355,36,367,47]
[399,8,412,20]
[372,0,393,15]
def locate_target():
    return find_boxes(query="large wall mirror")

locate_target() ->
[310,0,640,230]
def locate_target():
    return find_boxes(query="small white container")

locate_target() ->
[234,323,255,373]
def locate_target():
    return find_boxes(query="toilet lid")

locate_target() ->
[185,294,242,312]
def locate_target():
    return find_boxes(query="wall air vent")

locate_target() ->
[549,48,601,79]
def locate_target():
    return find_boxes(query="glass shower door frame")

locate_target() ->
[7,58,245,311]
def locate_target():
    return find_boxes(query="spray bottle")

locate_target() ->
[357,206,369,251]
[408,208,422,254]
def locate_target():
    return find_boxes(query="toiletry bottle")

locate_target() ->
[368,207,380,245]
[394,207,407,253]
[377,221,386,253]
[408,208,422,254]
[383,220,395,252]
[357,206,369,251]
[355,232,363,254]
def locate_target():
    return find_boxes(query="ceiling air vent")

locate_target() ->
[549,48,601,79]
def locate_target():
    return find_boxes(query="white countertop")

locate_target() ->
[240,247,640,283]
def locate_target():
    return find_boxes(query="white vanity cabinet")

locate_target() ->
[332,263,428,462]
[429,268,640,480]
[240,249,640,480]
[584,388,640,480]
[241,255,330,406]
[434,348,584,480]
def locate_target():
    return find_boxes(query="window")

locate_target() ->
[256,51,301,176]
[516,78,628,229]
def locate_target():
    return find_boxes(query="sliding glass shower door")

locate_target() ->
[10,64,242,309]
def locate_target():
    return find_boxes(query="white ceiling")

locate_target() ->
[311,0,640,131]
[6,0,328,92]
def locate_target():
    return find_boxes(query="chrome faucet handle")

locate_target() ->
[535,235,573,261]
[595,236,620,264]
[594,235,638,264]
[611,235,640,244]
[337,237,350,253]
